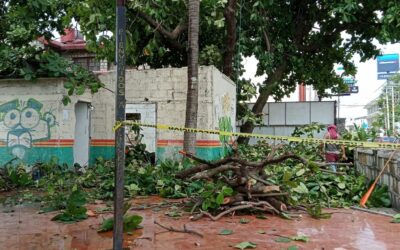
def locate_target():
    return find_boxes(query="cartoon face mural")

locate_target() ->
[0,99,56,159]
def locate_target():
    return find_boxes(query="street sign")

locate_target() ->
[348,85,359,93]
[343,77,356,85]
[331,85,359,96]
[378,73,396,80]
[377,54,399,80]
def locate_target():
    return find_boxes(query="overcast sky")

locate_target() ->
[243,43,400,124]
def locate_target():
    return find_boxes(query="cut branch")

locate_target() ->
[200,204,254,221]
[154,220,203,238]
[190,165,240,180]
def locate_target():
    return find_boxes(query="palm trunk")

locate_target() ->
[183,0,200,154]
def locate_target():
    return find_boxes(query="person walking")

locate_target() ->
[321,124,347,172]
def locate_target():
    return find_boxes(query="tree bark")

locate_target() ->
[183,0,200,154]
[222,0,237,79]
[238,61,288,144]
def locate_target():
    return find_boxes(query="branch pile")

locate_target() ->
[176,146,352,221]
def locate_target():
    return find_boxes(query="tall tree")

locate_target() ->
[237,0,400,142]
[183,0,201,154]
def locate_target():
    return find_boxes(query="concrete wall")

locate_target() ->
[95,65,236,161]
[355,149,400,210]
[0,66,236,165]
[0,78,94,166]
[239,101,335,144]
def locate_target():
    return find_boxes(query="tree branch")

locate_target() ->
[190,165,240,180]
[132,9,186,49]
[154,220,203,238]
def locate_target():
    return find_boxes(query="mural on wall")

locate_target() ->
[216,93,234,156]
[0,98,56,159]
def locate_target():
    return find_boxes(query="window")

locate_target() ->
[72,57,101,71]
[126,113,141,121]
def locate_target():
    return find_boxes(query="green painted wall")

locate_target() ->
[0,147,73,166]
[89,146,115,165]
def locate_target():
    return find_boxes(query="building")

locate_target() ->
[364,98,381,127]
[239,101,336,144]
[37,28,108,72]
[0,66,236,166]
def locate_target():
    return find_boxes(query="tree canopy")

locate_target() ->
[2,0,400,135]
[0,0,102,104]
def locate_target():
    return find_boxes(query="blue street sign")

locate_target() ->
[377,54,399,80]
[343,77,356,85]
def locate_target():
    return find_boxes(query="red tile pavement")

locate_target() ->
[0,196,399,250]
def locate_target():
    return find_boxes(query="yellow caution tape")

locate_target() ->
[115,121,400,149]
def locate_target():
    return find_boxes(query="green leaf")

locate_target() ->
[234,241,257,249]
[295,169,305,177]
[216,192,224,205]
[218,229,233,235]
[275,237,292,243]
[123,214,143,232]
[291,235,309,242]
[165,210,182,218]
[222,186,233,196]
[98,218,114,232]
[280,212,292,220]
[256,215,268,219]
[287,246,299,250]
[239,218,250,224]
[338,183,346,189]
[391,214,400,223]
[293,182,309,194]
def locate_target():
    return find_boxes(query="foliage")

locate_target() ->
[238,0,400,133]
[219,229,233,235]
[51,188,88,223]
[392,214,400,223]
[290,123,326,161]
[306,204,332,219]
[200,183,233,211]
[234,241,257,250]
[0,1,103,103]
[343,124,377,142]
[98,202,143,232]
[0,165,33,190]
[238,141,391,209]
[0,124,392,219]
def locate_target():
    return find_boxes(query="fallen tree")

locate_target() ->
[177,145,353,221]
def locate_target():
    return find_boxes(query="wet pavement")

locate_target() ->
[0,196,399,250]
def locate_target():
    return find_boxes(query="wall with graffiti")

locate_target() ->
[0,98,56,159]
[0,79,77,166]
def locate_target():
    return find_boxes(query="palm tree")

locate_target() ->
[183,0,200,154]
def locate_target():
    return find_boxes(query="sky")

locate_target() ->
[243,43,400,125]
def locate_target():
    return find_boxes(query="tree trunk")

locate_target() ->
[222,0,237,79]
[183,0,200,154]
[238,62,288,144]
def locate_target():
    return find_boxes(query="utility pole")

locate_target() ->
[385,84,390,135]
[114,0,126,249]
[338,95,340,121]
[392,85,395,133]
